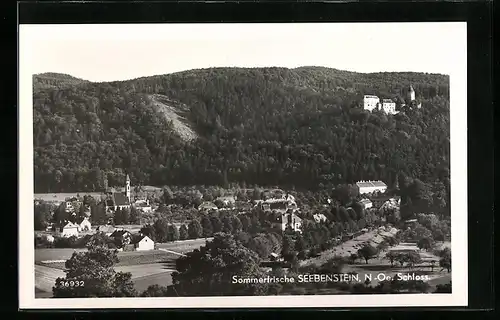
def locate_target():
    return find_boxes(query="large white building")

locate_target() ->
[381,99,397,115]
[363,95,380,112]
[356,180,388,194]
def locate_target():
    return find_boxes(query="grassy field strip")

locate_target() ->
[35,248,87,262]
[157,248,187,256]
[132,272,174,292]
[34,192,103,202]
[115,263,175,279]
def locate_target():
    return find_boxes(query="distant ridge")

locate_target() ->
[33,66,449,85]
[33,73,90,90]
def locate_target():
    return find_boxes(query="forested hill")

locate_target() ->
[34,73,89,90]
[33,67,450,193]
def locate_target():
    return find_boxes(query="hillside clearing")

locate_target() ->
[150,94,197,142]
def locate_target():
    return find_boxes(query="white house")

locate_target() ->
[313,213,328,223]
[216,195,237,207]
[381,99,397,115]
[60,222,79,237]
[379,198,400,212]
[134,199,153,213]
[363,95,380,112]
[97,225,115,236]
[198,201,219,212]
[132,235,155,251]
[358,199,373,210]
[77,217,92,232]
[356,180,388,194]
[257,194,298,214]
[280,212,302,233]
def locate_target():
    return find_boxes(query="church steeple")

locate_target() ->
[408,85,416,102]
[125,174,131,203]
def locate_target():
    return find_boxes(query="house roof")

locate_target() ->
[356,180,387,188]
[98,225,115,233]
[131,234,152,244]
[135,201,151,208]
[76,216,90,224]
[198,201,217,209]
[113,192,130,206]
[313,213,327,222]
[270,202,287,210]
[63,222,79,229]
[283,212,302,222]
[110,230,131,238]
[217,196,236,202]
[359,199,372,205]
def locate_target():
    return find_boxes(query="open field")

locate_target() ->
[35,237,209,264]
[35,248,88,263]
[37,249,179,270]
[34,192,103,202]
[133,271,174,293]
[156,237,211,253]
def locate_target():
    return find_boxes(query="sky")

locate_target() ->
[20,23,466,82]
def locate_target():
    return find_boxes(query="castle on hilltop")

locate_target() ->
[363,84,420,114]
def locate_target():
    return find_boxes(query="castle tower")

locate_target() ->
[408,85,416,102]
[125,174,131,203]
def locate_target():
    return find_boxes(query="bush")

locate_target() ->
[34,235,53,248]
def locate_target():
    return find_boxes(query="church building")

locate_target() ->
[104,174,132,212]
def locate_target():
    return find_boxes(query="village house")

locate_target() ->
[216,195,237,207]
[64,198,82,214]
[198,201,219,212]
[356,180,388,195]
[96,225,116,236]
[133,199,153,213]
[313,213,328,223]
[378,197,401,212]
[280,212,302,233]
[59,221,79,237]
[104,174,132,212]
[110,229,133,247]
[256,194,298,214]
[77,216,92,232]
[358,199,373,210]
[131,234,155,251]
[269,252,284,262]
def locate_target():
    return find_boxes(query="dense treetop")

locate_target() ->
[33,67,449,192]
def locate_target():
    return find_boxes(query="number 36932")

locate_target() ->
[58,280,84,287]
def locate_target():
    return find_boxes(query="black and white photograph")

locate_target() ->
[19,22,467,308]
